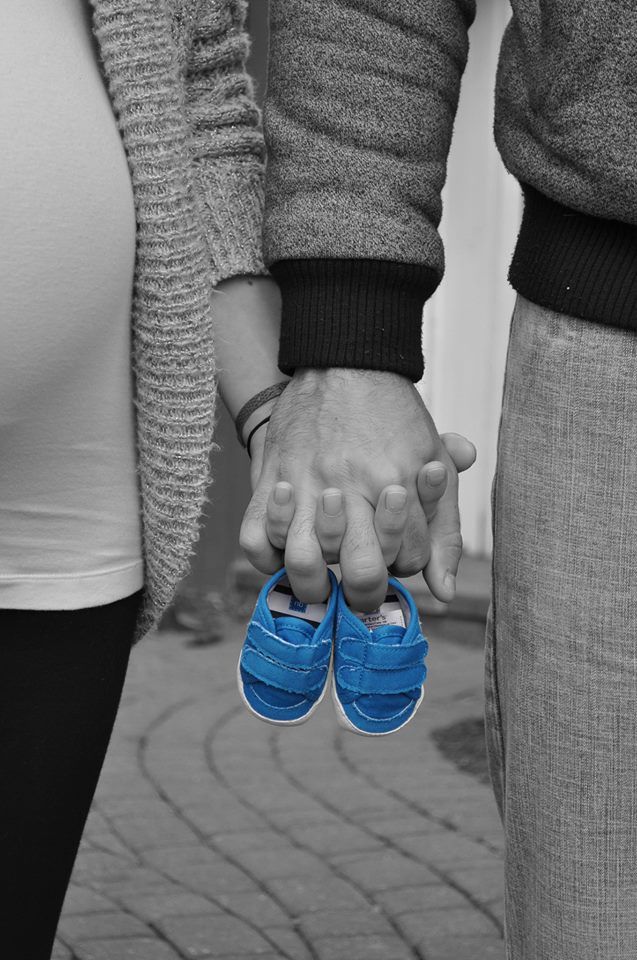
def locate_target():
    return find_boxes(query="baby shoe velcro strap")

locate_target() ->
[339,635,428,670]
[241,647,328,697]
[247,621,329,669]
[336,661,427,696]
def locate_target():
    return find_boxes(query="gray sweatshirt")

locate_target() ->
[263,1,637,381]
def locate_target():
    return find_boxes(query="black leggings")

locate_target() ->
[0,589,142,959]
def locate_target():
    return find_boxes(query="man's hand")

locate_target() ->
[241,368,475,612]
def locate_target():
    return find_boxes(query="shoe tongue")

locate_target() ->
[367,624,406,644]
[271,615,317,644]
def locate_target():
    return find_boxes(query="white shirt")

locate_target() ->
[0,0,144,607]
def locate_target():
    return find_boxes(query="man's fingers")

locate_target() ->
[417,461,448,522]
[388,500,431,579]
[423,467,462,602]
[374,485,409,566]
[315,488,346,565]
[265,481,295,550]
[339,493,388,612]
[284,494,331,603]
[239,484,283,574]
[439,432,477,474]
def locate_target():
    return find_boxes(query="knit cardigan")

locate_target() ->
[87,0,267,643]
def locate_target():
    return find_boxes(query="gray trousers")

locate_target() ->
[485,294,637,959]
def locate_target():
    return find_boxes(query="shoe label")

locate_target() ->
[269,584,327,626]
[352,593,406,630]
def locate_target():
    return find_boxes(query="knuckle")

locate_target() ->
[376,468,405,491]
[377,512,406,534]
[311,452,349,484]
[393,552,428,578]
[345,564,385,593]
[239,527,263,558]
[442,531,463,554]
[419,432,439,462]
[285,551,319,580]
[266,529,286,550]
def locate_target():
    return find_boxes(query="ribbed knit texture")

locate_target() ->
[271,259,439,382]
[88,0,267,644]
[510,185,637,331]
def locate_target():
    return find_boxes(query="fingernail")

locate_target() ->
[323,491,343,516]
[385,488,407,512]
[444,571,456,595]
[426,465,446,486]
[273,483,291,506]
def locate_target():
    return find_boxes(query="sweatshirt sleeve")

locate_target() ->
[263,0,475,381]
[185,0,268,285]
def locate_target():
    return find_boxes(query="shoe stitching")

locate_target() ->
[350,699,414,722]
[249,687,306,711]
[249,620,331,648]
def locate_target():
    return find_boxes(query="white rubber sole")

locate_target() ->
[331,680,426,737]
[236,651,333,727]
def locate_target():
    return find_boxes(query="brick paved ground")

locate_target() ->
[53,608,505,960]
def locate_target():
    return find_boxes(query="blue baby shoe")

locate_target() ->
[332,577,428,735]
[238,567,339,725]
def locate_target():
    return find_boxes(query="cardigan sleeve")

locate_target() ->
[263,0,476,381]
[185,0,268,285]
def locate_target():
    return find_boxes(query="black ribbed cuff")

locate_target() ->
[269,258,440,383]
[509,184,637,330]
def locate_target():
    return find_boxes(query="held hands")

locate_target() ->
[241,368,476,611]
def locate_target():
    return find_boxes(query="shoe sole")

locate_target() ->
[331,680,425,737]
[236,649,333,727]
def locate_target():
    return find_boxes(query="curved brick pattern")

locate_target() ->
[54,615,505,960]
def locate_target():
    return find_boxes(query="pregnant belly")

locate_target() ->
[0,0,142,589]
[0,0,137,410]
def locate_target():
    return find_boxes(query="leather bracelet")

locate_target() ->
[246,416,270,459]
[235,381,288,448]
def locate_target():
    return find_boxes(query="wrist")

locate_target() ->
[293,367,411,390]
[240,397,278,447]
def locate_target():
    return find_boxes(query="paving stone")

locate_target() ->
[266,806,344,830]
[154,859,258,895]
[71,851,134,884]
[396,907,498,945]
[424,935,505,959]
[181,802,266,835]
[119,889,221,922]
[97,797,170,819]
[299,907,393,938]
[92,865,168,896]
[290,822,383,857]
[74,940,181,960]
[62,885,117,915]
[267,876,369,915]
[85,831,135,862]
[394,829,496,865]
[144,845,225,870]
[111,814,197,849]
[216,890,291,927]
[375,882,470,915]
[232,846,331,880]
[363,816,439,839]
[52,942,72,960]
[57,912,151,942]
[339,852,439,892]
[211,829,291,854]
[158,914,272,957]
[313,934,414,960]
[443,861,505,903]
[261,925,313,960]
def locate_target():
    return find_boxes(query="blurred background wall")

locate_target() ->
[180,0,519,601]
